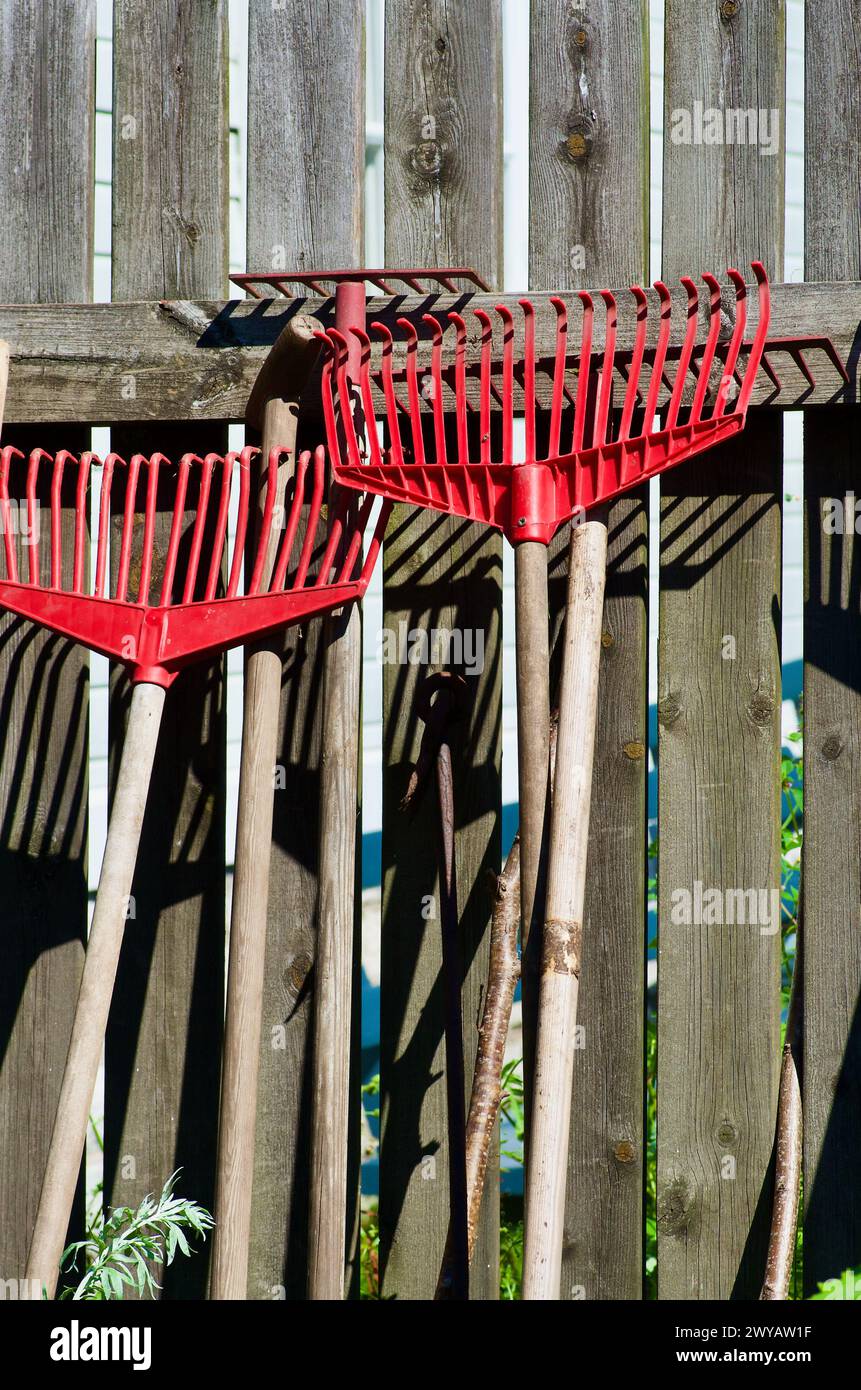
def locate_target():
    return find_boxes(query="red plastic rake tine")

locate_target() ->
[116,453,144,602]
[370,322,405,469]
[643,282,672,432]
[353,329,383,469]
[95,454,118,598]
[422,315,448,466]
[448,313,470,466]
[496,305,516,466]
[665,278,699,432]
[519,299,537,462]
[73,452,94,594]
[397,317,426,468]
[26,449,50,585]
[160,453,192,606]
[248,448,279,596]
[619,287,648,442]
[181,453,215,604]
[293,446,325,590]
[316,334,343,474]
[50,451,73,589]
[572,293,594,453]
[272,447,310,591]
[0,446,23,582]
[691,273,723,423]
[227,447,255,598]
[329,328,364,471]
[475,309,493,464]
[548,297,568,460]
[136,452,164,604]
[595,291,617,446]
[713,269,747,418]
[737,262,772,415]
[335,491,375,584]
[202,451,234,603]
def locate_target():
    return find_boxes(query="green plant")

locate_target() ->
[359,1208,380,1299]
[499,1057,525,1164]
[499,1194,523,1299]
[58,1170,213,1300]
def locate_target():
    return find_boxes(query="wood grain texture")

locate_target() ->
[0,280,853,425]
[0,0,93,1281]
[103,0,229,1300]
[245,0,366,1300]
[802,0,861,1293]
[379,0,503,1301]
[530,0,649,1300]
[657,0,784,1299]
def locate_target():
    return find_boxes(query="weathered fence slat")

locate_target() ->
[657,0,784,1299]
[802,0,861,1293]
[104,0,229,1299]
[245,0,366,1300]
[379,0,503,1300]
[0,0,94,1281]
[530,0,649,1301]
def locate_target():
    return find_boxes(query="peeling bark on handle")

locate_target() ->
[760,924,803,1301]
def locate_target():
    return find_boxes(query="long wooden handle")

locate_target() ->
[522,514,608,1301]
[514,540,551,1120]
[210,315,320,1300]
[26,681,166,1297]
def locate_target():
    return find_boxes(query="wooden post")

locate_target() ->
[802,0,861,1292]
[0,0,93,1282]
[245,0,366,1299]
[26,684,166,1298]
[211,316,321,1300]
[528,0,649,1298]
[658,0,784,1298]
[104,0,229,1299]
[380,0,503,1300]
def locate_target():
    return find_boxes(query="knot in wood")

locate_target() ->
[821,732,843,761]
[410,139,444,183]
[658,691,682,728]
[747,690,774,725]
[720,0,740,20]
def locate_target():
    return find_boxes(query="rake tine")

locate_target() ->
[737,262,773,414]
[353,328,383,469]
[643,281,672,432]
[272,447,310,591]
[26,448,50,585]
[95,453,118,599]
[448,312,470,467]
[116,453,143,603]
[665,277,700,431]
[203,451,234,603]
[572,292,593,456]
[227,446,254,599]
[548,296,568,460]
[619,287,649,444]
[519,299,537,463]
[397,317,426,467]
[293,445,326,590]
[422,314,448,467]
[713,269,748,418]
[73,452,94,595]
[369,322,405,469]
[691,273,723,423]
[137,452,164,604]
[160,453,193,606]
[595,291,617,447]
[475,309,493,464]
[496,304,516,467]
[0,445,23,583]
[50,451,72,589]
[329,328,364,472]
[181,453,214,604]
[248,448,279,596]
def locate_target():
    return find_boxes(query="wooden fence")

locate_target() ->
[0,0,858,1300]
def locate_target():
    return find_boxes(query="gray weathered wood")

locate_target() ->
[0,278,853,425]
[379,0,503,1301]
[802,0,861,1293]
[103,0,229,1300]
[0,0,93,1282]
[245,0,366,1301]
[530,0,649,1301]
[657,0,783,1299]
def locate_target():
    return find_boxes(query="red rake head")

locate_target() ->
[318,263,772,544]
[0,444,388,686]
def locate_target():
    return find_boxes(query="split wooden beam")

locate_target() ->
[0,280,855,425]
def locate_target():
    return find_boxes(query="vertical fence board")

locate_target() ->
[245,0,366,1300]
[803,0,861,1292]
[657,0,784,1299]
[0,0,93,1280]
[105,0,229,1299]
[379,0,503,1301]
[529,0,649,1301]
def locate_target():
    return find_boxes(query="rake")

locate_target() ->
[6,439,388,1297]
[315,261,825,1296]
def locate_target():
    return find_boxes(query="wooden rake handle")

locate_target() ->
[522,512,608,1300]
[26,682,166,1297]
[210,313,321,1300]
